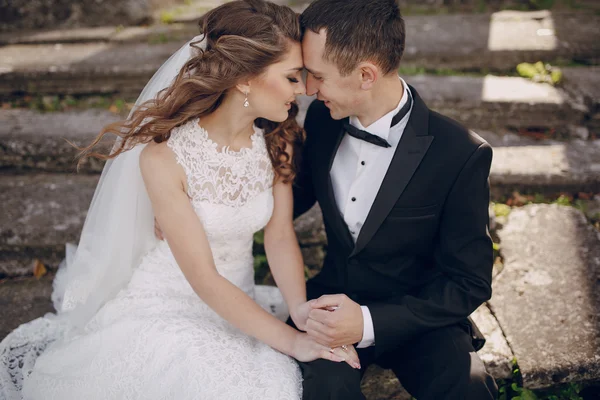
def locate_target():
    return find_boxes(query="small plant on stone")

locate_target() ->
[516,61,563,86]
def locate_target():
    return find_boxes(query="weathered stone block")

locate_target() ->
[0,0,184,33]
[490,204,600,388]
[0,274,54,340]
[0,174,98,277]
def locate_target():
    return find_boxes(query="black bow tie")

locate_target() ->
[342,90,413,148]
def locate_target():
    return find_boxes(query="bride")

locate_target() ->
[0,1,360,399]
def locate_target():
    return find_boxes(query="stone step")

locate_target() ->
[0,109,119,173]
[0,41,185,99]
[2,67,599,173]
[0,68,593,138]
[0,173,99,278]
[7,10,592,72]
[407,71,596,136]
[490,140,600,197]
[1,10,599,98]
[0,24,199,46]
[0,274,55,341]
[2,133,600,273]
[490,204,600,389]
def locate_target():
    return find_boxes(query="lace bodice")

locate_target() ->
[159,118,276,291]
[167,117,275,208]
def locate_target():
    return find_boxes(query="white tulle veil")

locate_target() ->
[54,34,208,328]
[0,34,207,399]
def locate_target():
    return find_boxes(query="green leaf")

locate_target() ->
[253,230,265,245]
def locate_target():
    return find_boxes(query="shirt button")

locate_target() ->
[361,161,365,166]
[350,230,356,235]
[351,197,356,202]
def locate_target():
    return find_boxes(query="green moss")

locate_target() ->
[493,203,512,218]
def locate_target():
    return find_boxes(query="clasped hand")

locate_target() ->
[292,294,364,364]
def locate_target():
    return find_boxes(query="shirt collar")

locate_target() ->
[349,76,409,142]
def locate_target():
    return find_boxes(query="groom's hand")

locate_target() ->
[306,294,363,348]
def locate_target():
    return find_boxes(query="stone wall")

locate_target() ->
[0,0,184,32]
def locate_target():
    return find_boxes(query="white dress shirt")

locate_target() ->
[330,77,412,348]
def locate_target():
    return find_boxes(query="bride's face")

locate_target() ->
[249,41,306,122]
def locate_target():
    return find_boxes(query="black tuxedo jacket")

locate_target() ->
[293,86,493,358]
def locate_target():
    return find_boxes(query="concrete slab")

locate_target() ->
[0,109,119,173]
[2,136,599,276]
[0,174,326,278]
[1,71,592,134]
[490,140,600,196]
[0,27,119,46]
[362,366,412,400]
[161,10,600,71]
[563,66,600,133]
[490,204,600,388]
[471,304,514,379]
[0,274,54,341]
[563,67,600,110]
[403,12,600,72]
[0,24,200,46]
[8,8,596,73]
[0,41,185,98]
[406,75,587,133]
[0,174,98,277]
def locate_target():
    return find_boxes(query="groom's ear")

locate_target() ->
[357,62,379,91]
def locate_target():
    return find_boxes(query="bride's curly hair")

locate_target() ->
[77,0,304,183]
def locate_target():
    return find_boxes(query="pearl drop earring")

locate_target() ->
[243,92,249,108]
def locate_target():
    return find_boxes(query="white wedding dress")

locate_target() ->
[5,118,302,400]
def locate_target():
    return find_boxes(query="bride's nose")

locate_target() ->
[295,81,306,96]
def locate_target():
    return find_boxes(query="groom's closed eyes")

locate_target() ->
[305,68,324,81]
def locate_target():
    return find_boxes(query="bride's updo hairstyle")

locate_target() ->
[78,0,304,183]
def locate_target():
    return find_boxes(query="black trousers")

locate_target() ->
[292,281,498,400]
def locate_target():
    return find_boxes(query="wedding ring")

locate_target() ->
[329,348,335,354]
[341,345,348,351]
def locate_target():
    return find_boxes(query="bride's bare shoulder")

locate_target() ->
[140,141,171,167]
[139,141,185,185]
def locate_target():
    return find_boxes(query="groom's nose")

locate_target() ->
[305,75,319,97]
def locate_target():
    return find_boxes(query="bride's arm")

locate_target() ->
[263,177,308,329]
[139,142,346,364]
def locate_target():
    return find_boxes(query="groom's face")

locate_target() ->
[302,29,363,120]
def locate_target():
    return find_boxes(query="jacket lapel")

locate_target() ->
[317,119,354,250]
[350,86,434,257]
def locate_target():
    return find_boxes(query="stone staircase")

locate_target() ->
[1,6,599,399]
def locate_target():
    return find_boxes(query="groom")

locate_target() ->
[292,0,498,399]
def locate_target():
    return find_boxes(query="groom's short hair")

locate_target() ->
[301,0,405,76]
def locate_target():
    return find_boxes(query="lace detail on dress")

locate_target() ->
[167,117,275,208]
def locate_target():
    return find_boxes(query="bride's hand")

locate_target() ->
[290,301,312,331]
[292,333,361,369]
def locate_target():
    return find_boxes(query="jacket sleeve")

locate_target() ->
[367,143,494,356]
